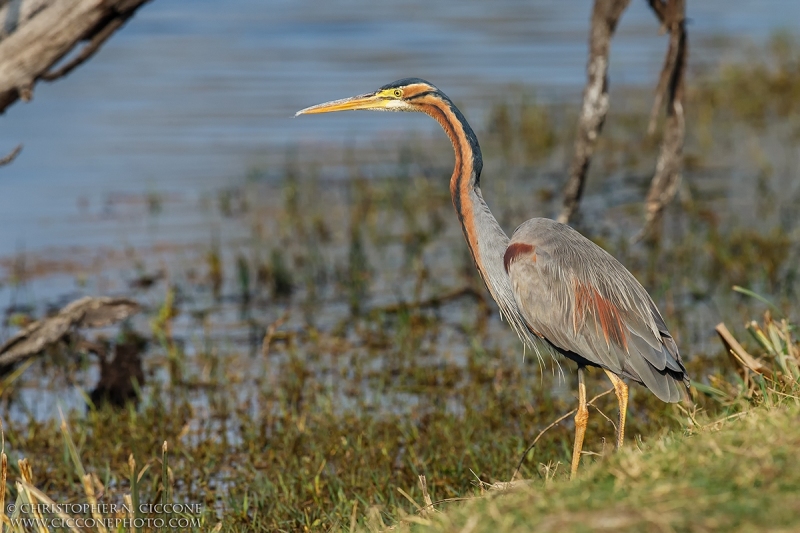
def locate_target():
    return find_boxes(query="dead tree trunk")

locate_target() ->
[557,0,631,224]
[0,0,152,165]
[635,0,687,242]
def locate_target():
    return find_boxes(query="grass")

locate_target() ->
[0,33,799,532]
[396,403,800,533]
[0,413,211,532]
[390,310,800,533]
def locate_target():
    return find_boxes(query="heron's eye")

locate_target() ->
[393,89,402,98]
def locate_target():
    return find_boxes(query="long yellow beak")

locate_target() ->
[295,93,389,116]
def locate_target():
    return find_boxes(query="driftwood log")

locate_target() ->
[0,0,152,165]
[0,296,140,370]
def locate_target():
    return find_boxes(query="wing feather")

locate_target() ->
[504,218,687,403]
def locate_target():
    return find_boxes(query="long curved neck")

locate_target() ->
[417,95,518,315]
[416,95,482,225]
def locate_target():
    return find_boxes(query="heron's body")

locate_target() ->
[297,78,689,477]
[507,218,685,402]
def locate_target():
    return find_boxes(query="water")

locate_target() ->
[0,0,796,257]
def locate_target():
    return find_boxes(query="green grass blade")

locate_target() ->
[732,285,783,316]
[129,454,141,533]
[58,407,87,481]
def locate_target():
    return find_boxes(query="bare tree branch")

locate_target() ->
[635,0,687,243]
[0,144,22,167]
[646,0,680,135]
[0,0,55,41]
[40,15,127,81]
[558,0,631,225]
[647,0,667,21]
[0,0,152,115]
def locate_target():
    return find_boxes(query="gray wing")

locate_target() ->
[504,218,688,403]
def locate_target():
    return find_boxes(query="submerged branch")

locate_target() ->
[369,286,483,316]
[0,144,22,167]
[261,310,290,357]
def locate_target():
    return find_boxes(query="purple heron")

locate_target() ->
[297,79,689,478]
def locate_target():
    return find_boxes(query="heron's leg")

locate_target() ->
[570,367,589,479]
[603,369,628,449]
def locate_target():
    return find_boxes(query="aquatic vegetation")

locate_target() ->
[692,31,800,132]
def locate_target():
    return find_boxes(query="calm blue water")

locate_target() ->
[0,0,796,256]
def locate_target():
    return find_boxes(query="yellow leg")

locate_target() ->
[570,367,589,479]
[603,369,629,450]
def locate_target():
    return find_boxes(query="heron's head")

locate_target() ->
[295,78,444,116]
